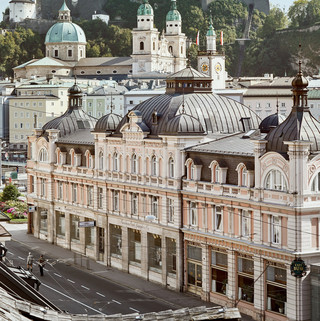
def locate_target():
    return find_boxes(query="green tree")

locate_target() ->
[288,0,309,27]
[257,7,288,38]
[306,0,320,25]
[1,185,20,202]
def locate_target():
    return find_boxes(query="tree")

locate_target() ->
[306,0,320,25]
[257,7,288,38]
[1,185,20,202]
[288,0,309,27]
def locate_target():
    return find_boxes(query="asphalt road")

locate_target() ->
[6,240,176,316]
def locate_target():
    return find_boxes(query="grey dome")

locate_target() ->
[115,93,260,137]
[163,113,204,135]
[259,113,286,133]
[94,113,122,132]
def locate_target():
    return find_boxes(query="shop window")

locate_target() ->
[129,229,141,264]
[267,265,287,315]
[187,245,202,287]
[238,256,254,303]
[39,209,48,233]
[211,250,228,295]
[85,219,94,247]
[148,233,162,270]
[166,238,176,275]
[110,224,122,257]
[56,211,65,236]
[70,215,80,241]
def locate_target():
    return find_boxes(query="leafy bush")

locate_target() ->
[1,185,20,202]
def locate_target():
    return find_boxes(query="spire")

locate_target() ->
[292,51,308,108]
[206,13,216,52]
[59,0,71,22]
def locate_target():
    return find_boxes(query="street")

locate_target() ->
[6,239,179,316]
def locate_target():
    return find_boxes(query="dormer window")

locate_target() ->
[264,169,288,192]
[152,111,158,125]
[236,163,252,188]
[39,148,48,163]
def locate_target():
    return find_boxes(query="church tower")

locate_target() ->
[198,16,226,90]
[131,0,160,76]
[165,0,187,72]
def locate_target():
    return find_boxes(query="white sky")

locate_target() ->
[0,0,296,22]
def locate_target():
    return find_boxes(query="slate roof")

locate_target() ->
[186,133,257,156]
[76,57,132,67]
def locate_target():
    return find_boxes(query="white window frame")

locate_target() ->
[241,210,251,237]
[168,198,174,222]
[151,196,158,218]
[271,216,281,244]
[99,151,104,171]
[264,169,288,192]
[132,154,137,174]
[215,206,223,231]
[113,152,119,171]
[113,190,119,211]
[39,148,48,163]
[131,193,138,215]
[190,202,197,226]
[169,157,174,178]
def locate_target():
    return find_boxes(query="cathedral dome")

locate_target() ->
[45,22,86,44]
[166,0,181,21]
[137,0,153,16]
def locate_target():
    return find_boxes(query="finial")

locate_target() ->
[110,91,114,114]
[74,75,77,85]
[182,87,185,114]
[276,96,279,114]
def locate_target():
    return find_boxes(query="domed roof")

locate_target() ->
[137,0,153,16]
[42,83,96,137]
[115,93,260,137]
[45,22,86,44]
[163,113,204,135]
[94,113,122,132]
[266,63,320,153]
[166,0,181,21]
[259,113,286,133]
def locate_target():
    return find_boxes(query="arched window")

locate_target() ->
[151,196,158,218]
[113,152,119,171]
[169,157,174,178]
[99,151,104,170]
[169,46,173,53]
[190,163,195,180]
[39,148,48,162]
[151,155,157,176]
[140,41,144,50]
[85,150,92,168]
[132,154,137,174]
[209,161,220,183]
[311,172,320,192]
[236,163,248,187]
[264,169,288,192]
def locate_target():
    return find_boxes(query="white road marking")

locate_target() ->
[18,256,25,260]
[42,283,107,315]
[81,285,90,290]
[8,251,13,255]
[44,268,49,272]
[112,299,121,305]
[67,279,75,283]
[54,273,62,278]
[129,307,140,313]
[96,292,105,297]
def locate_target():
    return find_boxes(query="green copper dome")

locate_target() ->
[207,16,216,36]
[137,0,154,16]
[166,0,181,21]
[45,22,86,44]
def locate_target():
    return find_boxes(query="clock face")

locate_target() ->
[201,62,209,73]
[215,63,222,73]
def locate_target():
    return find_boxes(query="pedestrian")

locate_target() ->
[38,254,45,276]
[27,252,34,272]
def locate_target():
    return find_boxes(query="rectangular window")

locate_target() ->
[215,206,222,231]
[168,198,174,223]
[272,216,281,244]
[267,265,287,315]
[129,229,141,264]
[238,256,254,303]
[98,187,103,208]
[211,249,228,295]
[190,202,197,226]
[56,211,65,236]
[68,49,72,57]
[72,183,77,203]
[148,233,162,270]
[131,193,138,215]
[110,224,122,257]
[241,210,251,237]
[40,178,46,197]
[70,215,80,241]
[166,238,176,275]
[58,181,63,200]
[151,196,158,218]
[39,209,48,232]
[113,190,119,211]
[87,186,93,206]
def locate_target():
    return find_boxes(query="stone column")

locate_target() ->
[227,249,236,306]
[253,254,265,319]
[65,212,71,250]
[161,235,167,287]
[201,243,210,301]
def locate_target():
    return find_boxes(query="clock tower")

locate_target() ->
[197,16,226,90]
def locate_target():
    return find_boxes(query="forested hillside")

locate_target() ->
[1,0,320,78]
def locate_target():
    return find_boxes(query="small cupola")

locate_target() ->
[58,0,71,22]
[206,15,216,53]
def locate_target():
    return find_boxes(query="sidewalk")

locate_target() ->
[2,222,254,320]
